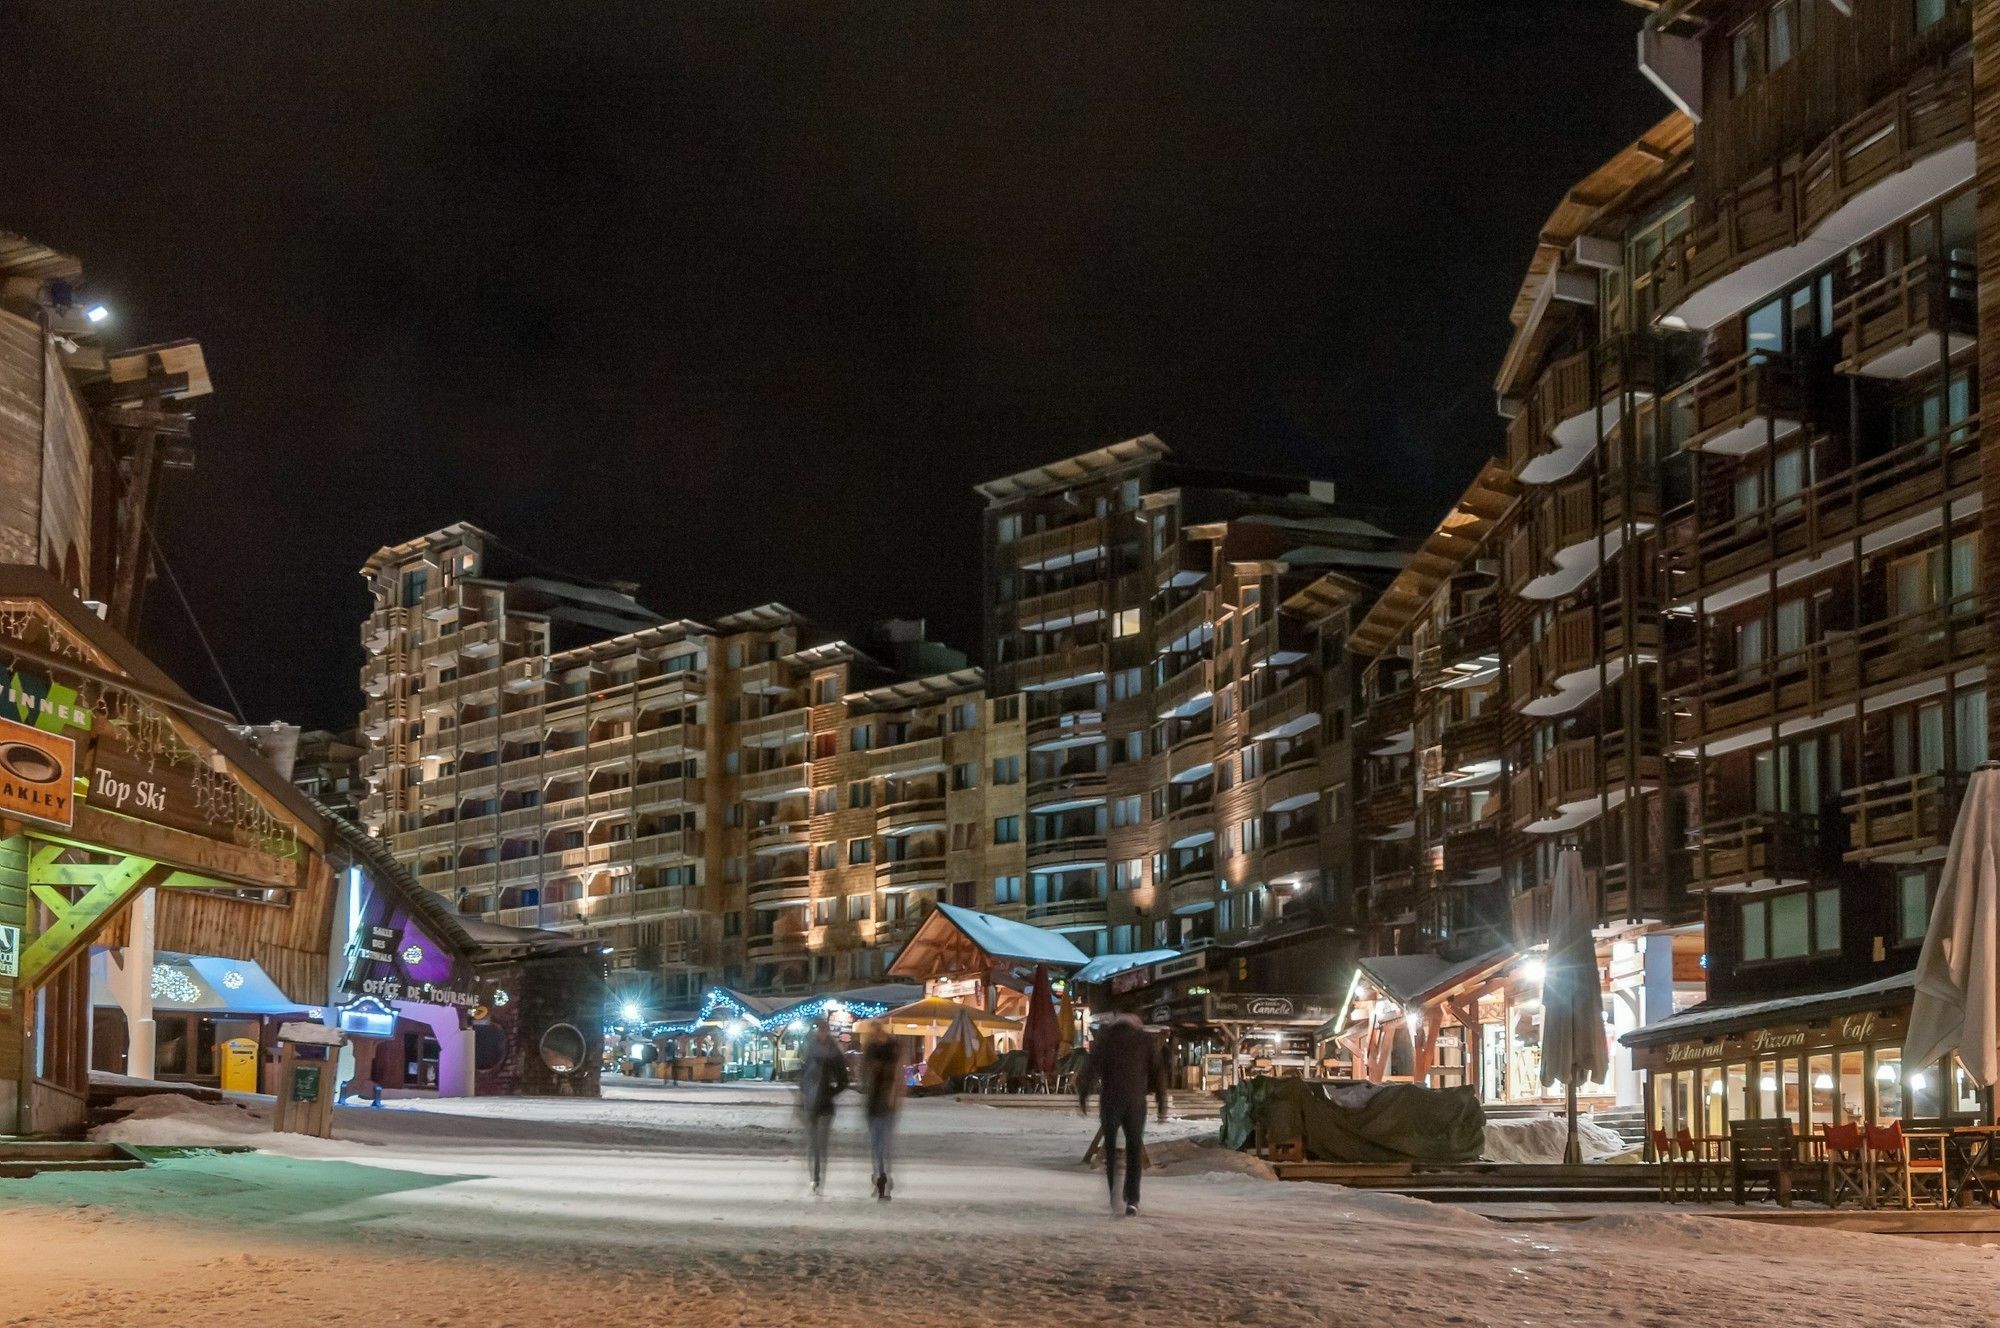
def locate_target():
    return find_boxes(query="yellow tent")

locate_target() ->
[862,996,1020,1042]
[921,1006,1004,1082]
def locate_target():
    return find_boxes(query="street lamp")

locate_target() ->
[619,1001,642,1025]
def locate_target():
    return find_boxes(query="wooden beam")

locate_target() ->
[19,854,160,987]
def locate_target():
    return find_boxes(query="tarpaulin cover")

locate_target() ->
[1219,1078,1485,1164]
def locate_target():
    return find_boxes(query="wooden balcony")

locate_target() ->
[1248,675,1314,740]
[1027,709,1105,750]
[737,707,808,747]
[1835,254,1976,379]
[1028,895,1110,927]
[1156,658,1213,718]
[1028,833,1108,867]
[748,817,810,853]
[879,796,948,833]
[1674,352,1807,456]
[1155,589,1212,650]
[1843,773,1961,863]
[1669,637,1859,747]
[1653,68,1973,322]
[1662,418,1981,601]
[876,855,948,890]
[1438,605,1500,667]
[1357,687,1414,748]
[1358,782,1412,833]
[740,762,810,801]
[1441,822,1501,879]
[747,872,811,909]
[1013,641,1107,692]
[1014,515,1110,571]
[1687,814,1820,892]
[1014,581,1106,632]
[1440,711,1501,773]
[871,734,947,777]
[1027,766,1108,807]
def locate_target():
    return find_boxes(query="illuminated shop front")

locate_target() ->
[1624,973,1987,1140]
[638,984,918,1081]
[88,950,311,1091]
[323,816,606,1098]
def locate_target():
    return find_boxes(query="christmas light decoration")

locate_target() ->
[151,964,200,1004]
[221,970,245,990]
[401,944,425,965]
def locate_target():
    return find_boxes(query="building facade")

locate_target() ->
[358,440,1411,1009]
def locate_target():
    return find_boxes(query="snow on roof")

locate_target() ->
[1356,946,1515,1007]
[91,949,308,1017]
[1621,971,1916,1047]
[929,904,1090,968]
[1071,949,1182,986]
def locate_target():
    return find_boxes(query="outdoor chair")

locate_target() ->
[1868,1122,1947,1209]
[1821,1123,1870,1209]
[1676,1128,1731,1202]
[1651,1129,1686,1202]
[1727,1119,1800,1206]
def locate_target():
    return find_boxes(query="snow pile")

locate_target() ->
[92,1093,269,1148]
[1481,1113,1634,1164]
[1146,1137,1277,1180]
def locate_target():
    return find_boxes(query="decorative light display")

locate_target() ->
[640,988,897,1039]
[401,944,425,965]
[221,970,245,990]
[492,989,510,1006]
[151,964,200,1004]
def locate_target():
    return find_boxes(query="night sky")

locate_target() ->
[0,3,1660,730]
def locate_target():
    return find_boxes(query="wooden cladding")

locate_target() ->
[1841,771,1960,861]
[1834,252,1979,374]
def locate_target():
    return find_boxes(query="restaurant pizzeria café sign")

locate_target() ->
[1643,1008,1907,1072]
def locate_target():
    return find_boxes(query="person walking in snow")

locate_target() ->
[798,1018,849,1195]
[1078,1013,1169,1216]
[859,1027,905,1200]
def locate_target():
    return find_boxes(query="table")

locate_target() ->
[1945,1125,2000,1208]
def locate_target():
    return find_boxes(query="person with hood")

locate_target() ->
[1078,1013,1169,1216]
[859,1026,906,1200]
[797,1018,849,1195]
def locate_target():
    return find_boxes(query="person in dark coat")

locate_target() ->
[798,1019,849,1195]
[859,1028,905,1200]
[1078,1013,1169,1216]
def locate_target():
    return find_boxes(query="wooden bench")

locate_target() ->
[1730,1119,1807,1206]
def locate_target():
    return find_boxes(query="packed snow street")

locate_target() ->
[0,1082,1989,1328]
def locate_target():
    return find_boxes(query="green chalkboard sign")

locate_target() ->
[291,1063,322,1102]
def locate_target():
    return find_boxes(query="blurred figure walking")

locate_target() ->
[798,1019,849,1196]
[1078,1013,1168,1216]
[860,1027,906,1200]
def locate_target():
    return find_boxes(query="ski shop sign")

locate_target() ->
[0,715,75,830]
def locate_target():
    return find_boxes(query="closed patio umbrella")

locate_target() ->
[1539,845,1607,1165]
[1906,765,2000,1088]
[1023,964,1060,1078]
[927,1006,993,1083]
[1057,984,1078,1051]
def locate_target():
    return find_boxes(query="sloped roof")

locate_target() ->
[1071,948,1182,986]
[975,434,1169,502]
[1347,461,1518,658]
[1356,946,1516,1008]
[888,904,1090,981]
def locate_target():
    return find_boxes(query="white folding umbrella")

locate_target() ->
[1905,766,2000,1088]
[1538,845,1608,1164]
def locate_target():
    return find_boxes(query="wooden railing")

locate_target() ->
[1014,515,1110,570]
[1441,711,1501,773]
[1663,417,1980,598]
[1835,254,1977,376]
[1843,773,1960,862]
[1671,351,1807,452]
[1155,588,1211,647]
[1654,68,1973,314]
[1688,813,1820,891]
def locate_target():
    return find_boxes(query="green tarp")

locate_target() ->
[1219,1078,1485,1164]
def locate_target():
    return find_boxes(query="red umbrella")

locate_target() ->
[1022,964,1060,1077]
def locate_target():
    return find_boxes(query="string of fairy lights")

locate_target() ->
[632,988,899,1039]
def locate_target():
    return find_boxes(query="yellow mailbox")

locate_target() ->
[219,1037,260,1095]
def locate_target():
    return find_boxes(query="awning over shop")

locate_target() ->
[90,948,308,1016]
[1621,971,1916,1050]
[863,997,1021,1039]
[1346,946,1518,1017]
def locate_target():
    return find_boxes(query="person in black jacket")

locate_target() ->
[798,1019,849,1196]
[859,1028,905,1200]
[1078,1013,1169,1216]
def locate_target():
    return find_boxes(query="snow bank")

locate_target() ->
[1481,1114,1634,1164]
[1147,1137,1277,1180]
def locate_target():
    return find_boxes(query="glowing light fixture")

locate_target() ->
[1813,1073,1834,1091]
[1876,1063,1899,1082]
[85,305,110,324]
[1759,1076,1777,1093]
[221,970,245,991]
[620,1002,642,1024]
[401,944,425,965]
[1521,957,1547,985]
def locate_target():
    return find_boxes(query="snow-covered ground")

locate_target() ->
[0,1079,1991,1326]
